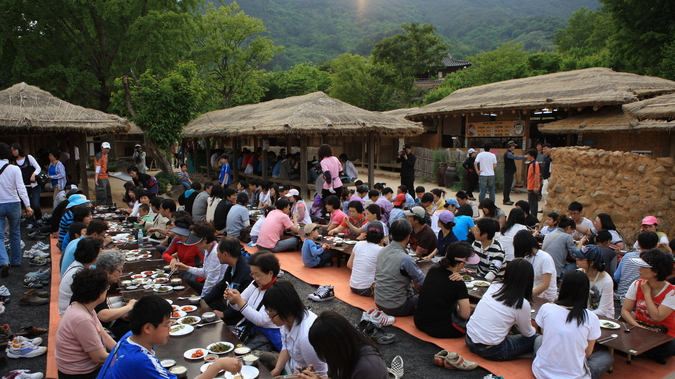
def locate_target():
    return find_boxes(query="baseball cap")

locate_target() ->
[404,206,426,220]
[507,141,517,147]
[630,256,652,268]
[170,226,191,237]
[403,144,411,149]
[439,210,455,224]
[570,245,605,268]
[642,216,659,225]
[184,232,203,246]
[366,221,385,236]
[444,198,460,208]
[101,142,111,149]
[393,193,406,206]
[285,189,299,197]
[66,194,90,208]
[467,148,477,155]
[304,223,320,234]
[134,144,141,148]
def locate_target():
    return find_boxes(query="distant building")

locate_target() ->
[414,53,472,92]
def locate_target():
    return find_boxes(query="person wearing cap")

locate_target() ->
[502,141,525,206]
[615,231,660,303]
[348,221,385,297]
[94,141,113,205]
[374,219,426,317]
[163,217,205,284]
[461,149,478,200]
[397,185,415,209]
[301,223,332,268]
[632,216,669,250]
[286,189,312,225]
[57,194,91,249]
[415,241,477,338]
[474,142,498,203]
[226,192,251,239]
[48,150,67,208]
[132,144,147,174]
[173,222,225,296]
[621,249,675,364]
[472,218,505,282]
[405,206,437,258]
[388,193,407,227]
[572,245,615,318]
[256,198,300,253]
[396,144,416,197]
[424,210,458,261]
[513,230,557,302]
[431,198,458,234]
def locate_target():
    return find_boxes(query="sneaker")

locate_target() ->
[0,285,10,297]
[25,224,33,230]
[12,336,42,346]
[360,307,379,322]
[308,285,335,302]
[28,257,49,266]
[5,340,47,358]
[0,303,5,315]
[25,269,50,281]
[22,279,43,289]
[42,213,51,219]
[370,310,395,326]
[3,370,44,379]
[356,320,396,345]
[32,242,50,251]
[444,353,478,370]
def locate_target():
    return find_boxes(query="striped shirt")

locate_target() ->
[58,209,74,246]
[472,239,505,281]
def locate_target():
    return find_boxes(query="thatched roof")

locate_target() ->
[382,108,418,118]
[623,93,675,121]
[407,68,675,119]
[184,92,423,138]
[538,107,675,134]
[0,82,131,135]
[127,122,144,135]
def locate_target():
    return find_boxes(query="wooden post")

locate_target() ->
[368,132,375,187]
[205,138,211,178]
[232,138,239,184]
[80,134,89,199]
[376,134,381,170]
[262,139,269,181]
[437,116,443,148]
[300,137,308,198]
[361,137,366,168]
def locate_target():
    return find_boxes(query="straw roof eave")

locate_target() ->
[538,108,675,134]
[623,93,675,121]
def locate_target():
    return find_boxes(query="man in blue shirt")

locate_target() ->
[218,154,231,188]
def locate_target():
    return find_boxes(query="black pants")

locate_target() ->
[401,176,414,195]
[528,190,539,217]
[503,171,515,203]
[58,368,100,379]
[466,173,478,197]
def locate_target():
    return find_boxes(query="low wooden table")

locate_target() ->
[597,319,674,370]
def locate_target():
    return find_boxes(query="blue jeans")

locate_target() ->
[478,175,496,202]
[0,202,22,266]
[258,236,298,253]
[534,336,613,379]
[466,333,539,361]
[27,186,42,223]
[178,179,191,190]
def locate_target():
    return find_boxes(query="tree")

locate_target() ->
[0,0,199,111]
[260,62,331,101]
[326,54,397,111]
[193,2,283,108]
[110,61,208,175]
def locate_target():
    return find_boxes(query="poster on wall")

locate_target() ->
[466,120,525,137]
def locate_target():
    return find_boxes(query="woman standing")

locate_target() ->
[532,270,613,379]
[572,245,614,319]
[513,230,558,302]
[48,150,67,209]
[318,144,343,201]
[465,258,538,361]
[10,143,42,225]
[262,281,328,377]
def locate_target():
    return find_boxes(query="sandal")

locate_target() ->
[16,326,48,338]
[434,350,456,367]
[444,353,478,371]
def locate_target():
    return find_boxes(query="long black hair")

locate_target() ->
[479,198,498,219]
[308,311,380,379]
[596,213,617,231]
[513,229,539,258]
[492,258,534,309]
[439,241,474,269]
[501,207,526,234]
[556,270,589,326]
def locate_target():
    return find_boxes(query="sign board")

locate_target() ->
[466,120,525,137]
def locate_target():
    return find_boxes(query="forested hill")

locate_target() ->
[219,0,599,69]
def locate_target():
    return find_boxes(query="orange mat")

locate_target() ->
[46,236,62,379]
[271,249,675,379]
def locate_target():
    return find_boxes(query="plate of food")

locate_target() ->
[154,278,169,284]
[344,240,357,245]
[171,310,187,318]
[130,274,146,279]
[128,249,142,254]
[172,304,180,311]
[461,275,473,281]
[465,282,474,289]
[139,254,152,259]
[200,362,223,374]
[169,324,194,336]
[224,366,259,379]
[180,305,197,313]
[142,270,155,275]
[470,280,490,287]
[206,341,234,355]
[177,316,201,325]
[600,320,620,329]
[184,348,207,360]
[154,286,173,293]
[152,273,169,279]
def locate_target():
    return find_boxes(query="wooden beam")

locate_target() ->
[80,134,89,199]
[232,138,239,184]
[368,132,375,188]
[300,137,308,199]
[262,139,269,182]
[205,138,211,178]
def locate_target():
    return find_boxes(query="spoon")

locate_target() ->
[598,334,618,344]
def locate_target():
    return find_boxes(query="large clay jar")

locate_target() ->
[444,163,457,188]
[436,163,447,186]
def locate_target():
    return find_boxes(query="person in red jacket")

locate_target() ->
[163,216,204,285]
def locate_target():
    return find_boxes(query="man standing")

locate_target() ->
[94,142,112,205]
[525,149,541,216]
[540,143,552,208]
[0,142,33,277]
[396,144,416,196]
[502,141,525,206]
[132,144,147,174]
[462,149,478,200]
[474,142,497,202]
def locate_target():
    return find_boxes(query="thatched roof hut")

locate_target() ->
[622,93,675,121]
[407,68,675,118]
[184,91,423,138]
[0,82,131,134]
[537,108,675,134]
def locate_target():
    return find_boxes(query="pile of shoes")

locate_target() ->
[5,336,47,358]
[2,370,44,379]
[23,269,50,289]
[307,285,335,302]
[355,308,396,345]
[19,289,49,306]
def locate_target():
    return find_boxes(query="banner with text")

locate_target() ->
[466,120,525,137]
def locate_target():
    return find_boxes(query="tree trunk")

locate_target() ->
[143,138,174,176]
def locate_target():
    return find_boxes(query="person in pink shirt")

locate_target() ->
[319,144,343,200]
[256,198,300,252]
[325,195,347,233]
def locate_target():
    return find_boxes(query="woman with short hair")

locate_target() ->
[94,250,136,339]
[59,238,103,315]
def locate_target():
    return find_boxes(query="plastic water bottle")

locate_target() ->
[138,228,145,245]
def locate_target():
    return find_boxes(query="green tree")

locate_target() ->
[261,62,331,101]
[194,2,283,108]
[111,61,207,175]
[326,54,397,111]
[0,0,199,111]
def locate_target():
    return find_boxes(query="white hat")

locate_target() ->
[101,142,111,149]
[285,189,300,197]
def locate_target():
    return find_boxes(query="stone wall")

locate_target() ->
[545,146,675,245]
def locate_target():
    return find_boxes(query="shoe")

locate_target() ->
[503,201,514,205]
[434,350,456,367]
[308,285,335,302]
[277,270,284,278]
[5,340,47,358]
[468,196,476,201]
[11,336,42,346]
[0,264,8,278]
[25,224,33,230]
[370,310,395,326]
[0,324,13,347]
[28,257,49,266]
[356,320,396,345]
[22,289,48,298]
[2,370,44,379]
[0,286,9,297]
[18,294,48,306]
[444,353,478,370]
[22,279,43,289]
[32,242,49,251]
[360,307,379,322]
[25,269,50,281]
[16,327,47,338]
[390,355,404,379]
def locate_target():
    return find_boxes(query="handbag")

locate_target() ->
[36,172,48,186]
[450,304,468,334]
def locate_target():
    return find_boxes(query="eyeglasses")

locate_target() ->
[265,309,277,319]
[250,272,263,280]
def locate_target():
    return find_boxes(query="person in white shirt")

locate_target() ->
[262,281,328,377]
[500,208,529,262]
[348,221,385,296]
[513,230,558,302]
[465,258,539,361]
[0,142,33,276]
[532,270,613,379]
[339,153,358,182]
[572,245,615,319]
[473,142,498,202]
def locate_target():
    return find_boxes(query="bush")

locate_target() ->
[155,171,178,195]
